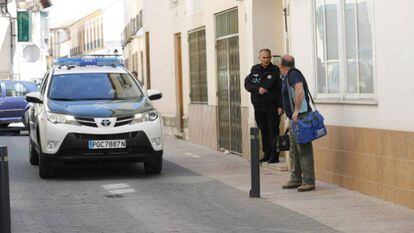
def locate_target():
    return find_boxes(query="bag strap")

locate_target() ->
[286,68,317,111]
[286,72,295,114]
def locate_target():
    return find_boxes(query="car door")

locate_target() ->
[0,81,29,119]
[0,82,6,119]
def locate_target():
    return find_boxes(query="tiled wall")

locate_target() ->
[188,104,218,150]
[241,107,250,159]
[314,125,414,209]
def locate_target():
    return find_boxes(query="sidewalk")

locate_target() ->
[164,136,414,233]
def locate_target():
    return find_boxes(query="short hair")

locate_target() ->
[281,56,295,68]
[259,48,272,55]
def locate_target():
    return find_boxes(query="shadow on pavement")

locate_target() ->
[52,162,161,181]
[0,126,28,136]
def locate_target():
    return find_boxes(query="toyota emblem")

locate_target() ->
[101,119,111,127]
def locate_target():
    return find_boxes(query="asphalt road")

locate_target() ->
[0,134,337,233]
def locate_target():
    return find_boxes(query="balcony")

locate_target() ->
[122,10,143,47]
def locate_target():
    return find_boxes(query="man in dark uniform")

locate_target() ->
[244,49,284,163]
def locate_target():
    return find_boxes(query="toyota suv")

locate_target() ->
[26,57,164,178]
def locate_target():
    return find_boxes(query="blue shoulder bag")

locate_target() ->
[287,71,327,144]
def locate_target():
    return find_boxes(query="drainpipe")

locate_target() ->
[2,0,15,80]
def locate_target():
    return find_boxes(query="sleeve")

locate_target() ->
[288,70,304,89]
[244,69,259,93]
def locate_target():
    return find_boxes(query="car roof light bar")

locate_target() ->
[54,57,123,67]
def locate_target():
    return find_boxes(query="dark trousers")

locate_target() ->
[254,106,280,158]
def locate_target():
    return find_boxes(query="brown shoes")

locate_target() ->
[282,181,315,192]
[297,184,315,192]
[282,181,302,189]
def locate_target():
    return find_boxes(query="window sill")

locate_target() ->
[314,98,378,106]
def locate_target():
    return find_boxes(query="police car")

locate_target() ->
[25,57,164,178]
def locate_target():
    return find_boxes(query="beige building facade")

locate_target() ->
[68,0,123,57]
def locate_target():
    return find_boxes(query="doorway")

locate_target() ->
[216,9,242,154]
[174,33,184,137]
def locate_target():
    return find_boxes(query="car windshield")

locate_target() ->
[48,73,143,101]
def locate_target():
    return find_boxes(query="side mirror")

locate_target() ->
[147,89,162,101]
[26,92,43,104]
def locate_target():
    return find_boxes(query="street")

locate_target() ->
[1,134,337,233]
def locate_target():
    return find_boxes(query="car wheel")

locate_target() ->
[39,154,55,179]
[23,111,29,129]
[144,158,162,174]
[29,139,39,165]
[0,123,9,128]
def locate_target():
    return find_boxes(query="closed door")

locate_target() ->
[216,36,242,154]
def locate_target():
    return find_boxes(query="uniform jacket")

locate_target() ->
[244,63,283,108]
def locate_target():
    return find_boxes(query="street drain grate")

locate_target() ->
[105,194,124,198]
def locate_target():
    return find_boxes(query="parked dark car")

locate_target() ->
[0,80,38,128]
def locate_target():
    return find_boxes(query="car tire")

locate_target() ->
[39,154,55,179]
[29,139,39,165]
[144,158,162,174]
[0,123,9,128]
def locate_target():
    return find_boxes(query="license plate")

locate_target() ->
[88,140,126,149]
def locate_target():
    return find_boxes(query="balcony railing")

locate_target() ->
[122,10,143,47]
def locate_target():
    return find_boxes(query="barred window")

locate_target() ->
[314,0,374,100]
[188,29,207,103]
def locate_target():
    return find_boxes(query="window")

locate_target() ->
[314,0,374,100]
[49,73,143,101]
[188,29,207,103]
[216,9,238,39]
[6,83,29,97]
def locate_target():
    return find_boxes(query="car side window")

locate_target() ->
[5,83,29,97]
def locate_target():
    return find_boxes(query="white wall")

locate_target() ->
[60,39,70,57]
[289,0,414,132]
[0,16,12,79]
[102,0,123,54]
[142,0,182,117]
[14,10,48,81]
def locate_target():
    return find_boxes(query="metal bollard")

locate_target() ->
[0,146,11,233]
[249,127,260,198]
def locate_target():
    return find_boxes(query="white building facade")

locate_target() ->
[287,0,414,209]
[140,0,285,154]
[124,0,414,210]
[0,0,51,81]
[0,0,16,80]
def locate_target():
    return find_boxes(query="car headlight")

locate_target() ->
[131,110,159,124]
[47,112,77,125]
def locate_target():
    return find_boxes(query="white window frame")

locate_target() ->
[311,0,377,104]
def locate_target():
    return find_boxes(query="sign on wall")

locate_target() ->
[17,11,30,42]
